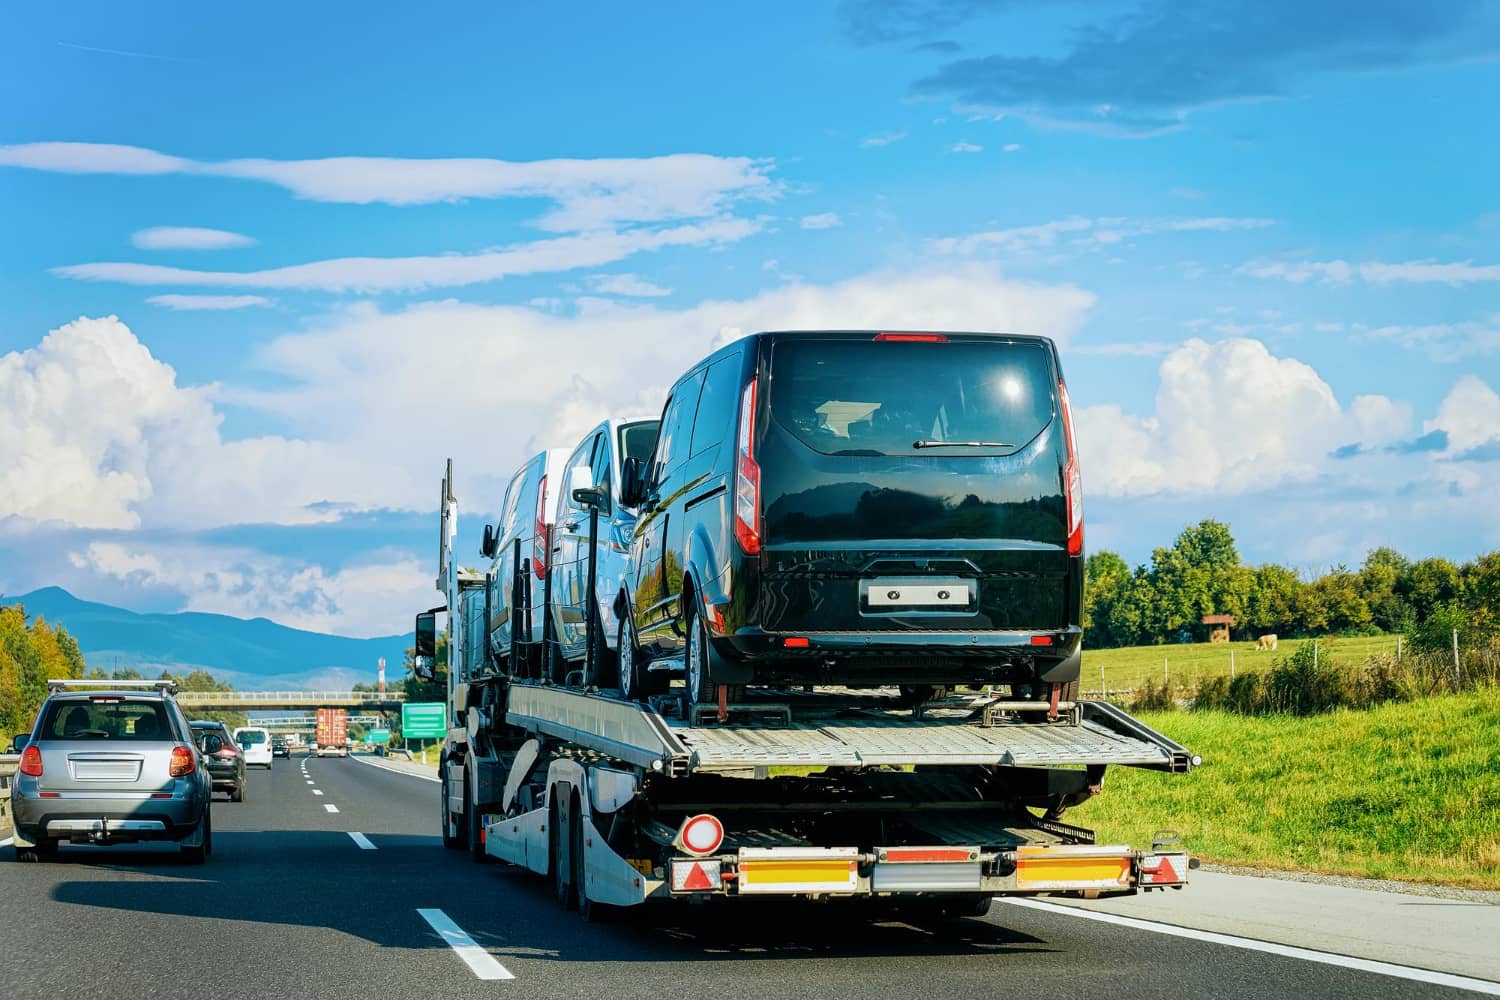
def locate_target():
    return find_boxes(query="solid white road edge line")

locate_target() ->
[1003,898,1500,996]
[350,753,441,784]
[417,908,514,981]
[348,832,376,850]
[324,804,339,813]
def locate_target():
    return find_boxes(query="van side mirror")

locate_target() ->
[12,733,29,751]
[619,457,644,508]
[414,608,439,681]
[572,487,606,511]
[480,523,496,559]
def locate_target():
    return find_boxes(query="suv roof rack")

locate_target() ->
[47,678,180,696]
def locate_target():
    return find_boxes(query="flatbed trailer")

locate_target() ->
[423,461,1200,920]
[447,679,1198,919]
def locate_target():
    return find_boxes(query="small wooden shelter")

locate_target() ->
[1202,614,1235,644]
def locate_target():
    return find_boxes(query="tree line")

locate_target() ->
[1085,520,1500,652]
[2,599,247,741]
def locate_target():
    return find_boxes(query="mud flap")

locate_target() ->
[1039,643,1082,684]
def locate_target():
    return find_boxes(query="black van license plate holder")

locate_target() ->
[860,577,975,615]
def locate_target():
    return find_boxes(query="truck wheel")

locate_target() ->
[937,894,992,919]
[897,685,949,707]
[685,603,717,708]
[467,773,489,864]
[551,800,577,911]
[440,769,464,849]
[617,617,665,701]
[572,791,607,923]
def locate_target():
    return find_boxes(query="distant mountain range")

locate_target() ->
[0,587,412,691]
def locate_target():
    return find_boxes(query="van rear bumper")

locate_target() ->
[711,628,1082,686]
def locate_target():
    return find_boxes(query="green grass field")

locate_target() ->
[1072,687,1500,888]
[1082,633,1401,693]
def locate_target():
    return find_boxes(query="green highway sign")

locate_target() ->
[367,728,391,744]
[401,701,447,739]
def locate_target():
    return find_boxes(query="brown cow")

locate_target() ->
[1255,633,1278,651]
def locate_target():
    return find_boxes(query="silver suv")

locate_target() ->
[10,679,214,863]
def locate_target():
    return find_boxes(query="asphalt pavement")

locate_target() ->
[4,753,1497,1000]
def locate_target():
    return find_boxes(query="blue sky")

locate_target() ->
[2,0,1498,637]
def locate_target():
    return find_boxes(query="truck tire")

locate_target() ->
[572,791,607,923]
[937,893,992,919]
[551,798,577,911]
[467,771,488,864]
[440,768,464,850]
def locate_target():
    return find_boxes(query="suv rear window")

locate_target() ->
[769,339,1056,457]
[37,698,175,741]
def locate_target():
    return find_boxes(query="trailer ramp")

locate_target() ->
[505,685,1195,776]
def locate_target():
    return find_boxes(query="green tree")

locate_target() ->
[1402,557,1461,624]
[1360,547,1412,633]
[1145,520,1246,638]
[1300,567,1373,634]
[1247,564,1302,636]
[1083,551,1132,647]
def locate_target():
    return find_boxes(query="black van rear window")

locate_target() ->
[769,338,1056,456]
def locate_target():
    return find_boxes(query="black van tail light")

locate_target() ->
[874,332,948,343]
[734,376,762,555]
[533,474,549,578]
[19,745,42,776]
[1058,379,1084,556]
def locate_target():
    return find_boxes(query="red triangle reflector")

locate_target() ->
[683,862,714,891]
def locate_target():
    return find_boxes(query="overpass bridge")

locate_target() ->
[174,691,407,711]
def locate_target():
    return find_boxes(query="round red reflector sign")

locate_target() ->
[680,814,725,856]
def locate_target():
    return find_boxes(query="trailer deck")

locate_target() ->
[504,683,1198,776]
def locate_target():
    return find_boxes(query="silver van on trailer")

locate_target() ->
[10,679,214,863]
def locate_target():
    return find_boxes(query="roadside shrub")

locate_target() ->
[1128,678,1178,713]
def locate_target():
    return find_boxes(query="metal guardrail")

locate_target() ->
[0,753,18,838]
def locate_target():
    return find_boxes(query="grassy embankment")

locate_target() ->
[1072,687,1500,889]
[1082,633,1399,692]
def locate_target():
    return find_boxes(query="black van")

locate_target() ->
[616,330,1084,707]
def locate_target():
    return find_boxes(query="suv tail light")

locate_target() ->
[1058,379,1084,557]
[533,474,549,579]
[169,745,196,777]
[734,376,761,556]
[19,745,42,777]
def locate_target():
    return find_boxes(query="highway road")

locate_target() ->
[4,754,1496,1000]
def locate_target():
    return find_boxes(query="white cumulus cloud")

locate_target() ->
[1075,338,1411,496]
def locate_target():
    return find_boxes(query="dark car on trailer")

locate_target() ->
[615,330,1085,708]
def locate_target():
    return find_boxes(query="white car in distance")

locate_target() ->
[233,726,274,768]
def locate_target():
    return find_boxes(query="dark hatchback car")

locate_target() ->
[616,330,1084,707]
[191,720,247,802]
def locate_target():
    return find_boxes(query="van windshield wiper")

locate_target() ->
[912,440,1012,449]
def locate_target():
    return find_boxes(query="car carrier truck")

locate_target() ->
[415,461,1199,920]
